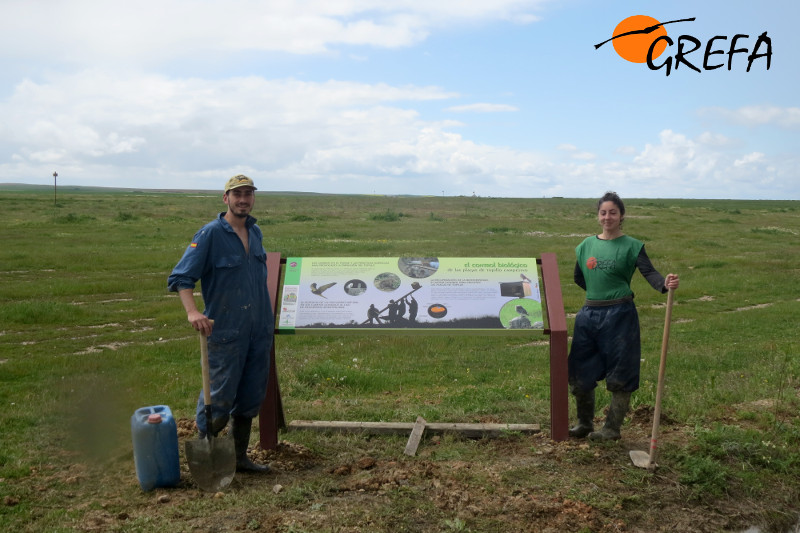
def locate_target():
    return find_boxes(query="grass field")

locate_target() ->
[1,185,799,532]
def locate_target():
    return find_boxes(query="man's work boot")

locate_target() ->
[568,388,595,439]
[588,391,631,442]
[231,416,272,473]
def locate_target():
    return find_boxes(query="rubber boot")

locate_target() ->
[588,392,631,442]
[568,389,595,438]
[232,416,271,473]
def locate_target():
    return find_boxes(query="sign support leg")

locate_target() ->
[259,253,286,450]
[539,253,568,441]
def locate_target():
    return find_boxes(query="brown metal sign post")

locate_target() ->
[258,252,286,450]
[538,253,569,442]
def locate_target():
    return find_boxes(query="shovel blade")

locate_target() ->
[185,437,236,492]
[629,449,655,469]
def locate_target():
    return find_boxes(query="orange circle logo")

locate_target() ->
[586,257,597,270]
[611,15,668,63]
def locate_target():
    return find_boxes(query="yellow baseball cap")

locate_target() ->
[224,174,257,192]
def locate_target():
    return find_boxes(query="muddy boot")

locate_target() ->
[588,392,630,442]
[232,416,271,473]
[568,389,595,438]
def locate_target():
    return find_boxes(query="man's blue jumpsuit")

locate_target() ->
[168,213,274,435]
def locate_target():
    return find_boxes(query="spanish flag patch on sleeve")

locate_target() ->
[190,242,198,248]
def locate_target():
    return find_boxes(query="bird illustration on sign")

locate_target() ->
[310,282,336,298]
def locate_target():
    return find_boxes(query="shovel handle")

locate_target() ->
[648,288,675,465]
[199,319,215,411]
[200,330,212,406]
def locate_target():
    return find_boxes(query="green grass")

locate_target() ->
[670,422,800,501]
[1,186,799,531]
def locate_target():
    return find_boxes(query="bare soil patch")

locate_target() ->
[26,415,791,533]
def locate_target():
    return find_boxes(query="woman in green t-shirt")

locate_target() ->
[568,192,680,441]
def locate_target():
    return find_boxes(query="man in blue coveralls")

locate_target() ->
[168,174,274,473]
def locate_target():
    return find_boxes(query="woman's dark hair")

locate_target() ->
[597,191,625,218]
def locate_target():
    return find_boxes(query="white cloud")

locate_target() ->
[699,105,800,129]
[446,103,519,113]
[734,152,765,166]
[0,71,552,194]
[0,72,457,170]
[615,129,794,199]
[2,71,797,199]
[0,0,549,64]
[615,146,637,156]
[555,143,594,161]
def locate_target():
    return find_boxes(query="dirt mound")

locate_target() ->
[250,440,322,472]
[629,404,678,426]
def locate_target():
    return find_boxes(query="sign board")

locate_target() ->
[277,257,542,333]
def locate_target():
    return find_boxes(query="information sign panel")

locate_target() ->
[277,257,542,333]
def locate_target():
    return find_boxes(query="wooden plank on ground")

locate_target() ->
[288,420,540,438]
[404,416,427,456]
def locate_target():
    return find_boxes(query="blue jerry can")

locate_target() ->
[131,405,181,491]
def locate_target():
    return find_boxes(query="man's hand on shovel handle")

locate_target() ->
[178,288,214,336]
[189,311,213,337]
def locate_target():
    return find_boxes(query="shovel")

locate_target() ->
[630,287,675,470]
[185,327,236,491]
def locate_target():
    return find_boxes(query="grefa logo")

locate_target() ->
[595,15,772,76]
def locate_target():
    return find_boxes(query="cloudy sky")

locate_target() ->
[1,0,796,199]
